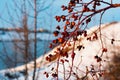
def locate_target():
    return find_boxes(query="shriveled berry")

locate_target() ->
[102,48,107,53]
[55,16,61,22]
[65,59,69,62]
[53,31,59,37]
[71,22,75,26]
[52,39,58,44]
[58,37,65,43]
[46,73,49,78]
[66,20,70,25]
[52,73,57,77]
[68,8,73,13]
[77,45,83,51]
[94,55,99,59]
[56,25,60,30]
[60,59,64,63]
[97,57,102,62]
[61,15,66,21]
[61,5,67,11]
[111,38,115,44]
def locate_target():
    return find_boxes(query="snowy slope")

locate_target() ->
[0,22,120,80]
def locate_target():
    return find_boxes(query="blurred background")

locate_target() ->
[0,0,120,70]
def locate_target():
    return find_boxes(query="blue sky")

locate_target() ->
[0,0,69,30]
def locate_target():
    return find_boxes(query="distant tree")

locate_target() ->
[0,0,55,80]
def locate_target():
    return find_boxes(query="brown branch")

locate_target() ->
[33,0,37,80]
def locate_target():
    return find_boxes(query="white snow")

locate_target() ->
[0,22,120,80]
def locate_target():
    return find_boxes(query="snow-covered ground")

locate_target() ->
[0,22,120,80]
